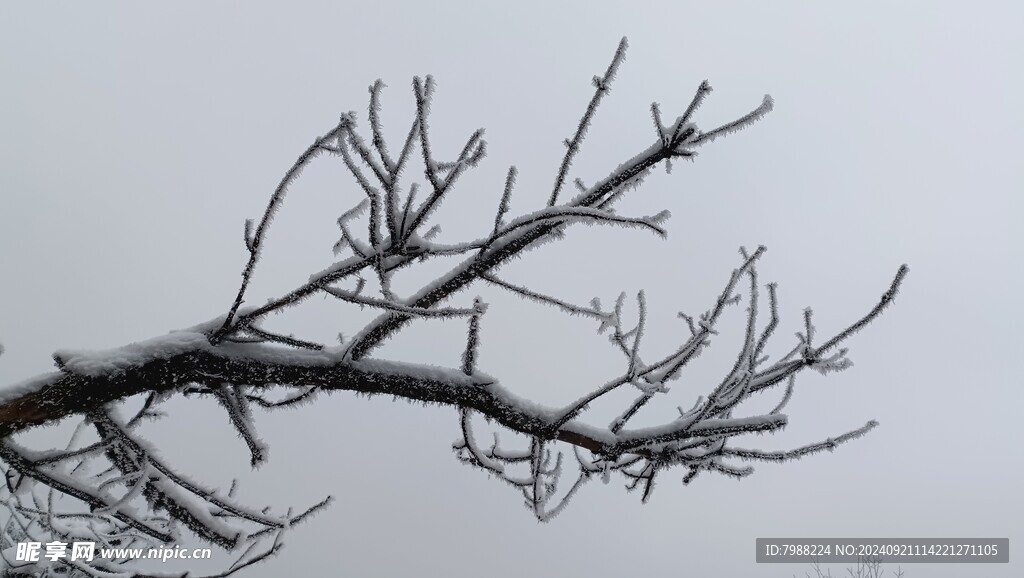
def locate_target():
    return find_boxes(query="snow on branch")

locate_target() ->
[0,37,909,575]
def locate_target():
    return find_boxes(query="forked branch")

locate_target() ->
[0,37,907,575]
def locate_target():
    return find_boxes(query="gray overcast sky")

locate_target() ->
[1,2,1021,577]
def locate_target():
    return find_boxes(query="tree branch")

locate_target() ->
[0,36,909,576]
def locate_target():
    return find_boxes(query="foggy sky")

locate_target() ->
[1,2,1021,576]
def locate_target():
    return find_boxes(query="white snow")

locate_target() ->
[54,332,210,377]
[0,371,64,405]
[478,380,562,423]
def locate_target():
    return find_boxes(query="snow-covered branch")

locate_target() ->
[0,36,909,576]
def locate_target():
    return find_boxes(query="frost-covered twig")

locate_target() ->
[212,122,349,345]
[340,38,773,362]
[323,285,479,319]
[491,206,672,242]
[548,36,628,207]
